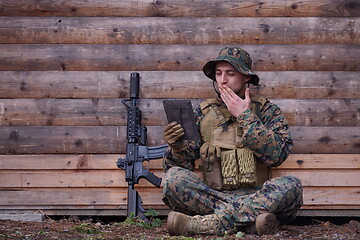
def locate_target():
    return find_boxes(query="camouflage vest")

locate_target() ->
[199,95,270,190]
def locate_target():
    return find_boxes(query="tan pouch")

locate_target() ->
[220,148,257,189]
[200,143,223,190]
[221,150,240,189]
[236,148,257,188]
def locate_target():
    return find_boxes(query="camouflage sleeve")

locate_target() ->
[162,140,200,172]
[162,107,202,172]
[236,102,293,167]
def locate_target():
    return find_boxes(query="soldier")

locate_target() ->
[162,47,303,236]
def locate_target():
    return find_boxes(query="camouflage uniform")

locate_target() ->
[162,47,303,233]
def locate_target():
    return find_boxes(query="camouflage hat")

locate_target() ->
[203,47,259,85]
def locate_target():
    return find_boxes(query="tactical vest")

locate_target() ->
[199,95,271,190]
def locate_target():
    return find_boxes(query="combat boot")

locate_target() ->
[245,213,279,236]
[167,211,223,236]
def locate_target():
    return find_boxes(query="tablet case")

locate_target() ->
[163,100,201,142]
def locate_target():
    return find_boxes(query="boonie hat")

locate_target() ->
[203,47,259,85]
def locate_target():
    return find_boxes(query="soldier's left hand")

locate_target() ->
[219,84,251,117]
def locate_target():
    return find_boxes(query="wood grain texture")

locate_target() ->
[0,188,163,206]
[279,154,360,169]
[2,169,359,188]
[0,126,359,154]
[273,169,360,187]
[1,44,359,71]
[0,0,359,17]
[0,170,164,188]
[0,98,359,126]
[1,71,359,99]
[0,17,358,44]
[0,187,358,207]
[1,154,359,170]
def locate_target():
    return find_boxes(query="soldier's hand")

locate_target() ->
[164,121,185,150]
[219,84,251,117]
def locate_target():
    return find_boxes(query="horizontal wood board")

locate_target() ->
[1,44,359,71]
[0,98,359,126]
[0,126,359,154]
[0,0,359,17]
[0,154,359,170]
[0,17,358,44]
[0,71,359,99]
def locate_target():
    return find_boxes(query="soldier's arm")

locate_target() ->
[236,102,293,167]
[162,107,202,172]
[162,140,200,172]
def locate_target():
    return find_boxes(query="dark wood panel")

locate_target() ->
[0,126,358,154]
[290,126,360,154]
[0,0,359,17]
[0,71,359,99]
[1,17,358,44]
[0,44,359,71]
[0,98,359,126]
[273,99,360,127]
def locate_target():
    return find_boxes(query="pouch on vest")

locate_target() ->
[221,148,257,189]
[200,143,223,190]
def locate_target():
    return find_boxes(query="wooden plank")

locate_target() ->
[0,170,164,188]
[290,126,360,154]
[0,0,359,17]
[0,188,163,206]
[0,187,359,206]
[298,209,360,217]
[272,169,360,186]
[1,71,359,99]
[1,154,359,170]
[2,168,359,188]
[303,187,360,206]
[1,98,359,126]
[279,154,360,169]
[0,126,359,154]
[0,154,125,170]
[1,17,359,44]
[1,44,359,71]
[0,126,159,154]
[273,99,360,127]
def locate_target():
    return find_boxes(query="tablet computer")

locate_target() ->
[163,100,200,142]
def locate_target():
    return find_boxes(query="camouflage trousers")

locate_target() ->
[162,166,303,232]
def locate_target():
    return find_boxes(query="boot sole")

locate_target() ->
[167,211,187,236]
[255,213,278,235]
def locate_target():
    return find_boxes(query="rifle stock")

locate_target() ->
[117,72,167,221]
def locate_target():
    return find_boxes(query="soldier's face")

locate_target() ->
[215,61,250,96]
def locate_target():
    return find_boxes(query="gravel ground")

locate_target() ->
[0,216,359,240]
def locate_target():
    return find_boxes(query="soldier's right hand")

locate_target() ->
[164,121,185,150]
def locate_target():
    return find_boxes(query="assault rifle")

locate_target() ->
[117,72,168,221]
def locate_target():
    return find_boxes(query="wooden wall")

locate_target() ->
[0,0,359,216]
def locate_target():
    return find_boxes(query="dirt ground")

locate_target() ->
[0,215,360,240]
